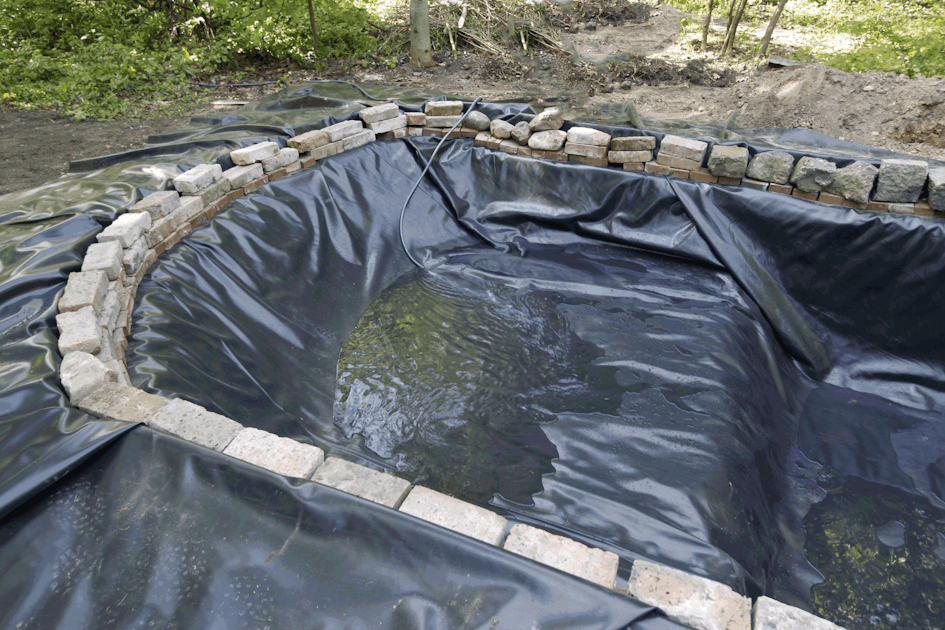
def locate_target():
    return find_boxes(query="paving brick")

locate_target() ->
[60,270,108,314]
[753,596,843,630]
[503,524,619,589]
[97,212,151,248]
[423,127,445,137]
[425,115,462,128]
[608,150,652,163]
[379,127,409,140]
[669,168,690,179]
[223,427,324,478]
[717,176,742,186]
[475,131,495,147]
[174,195,204,225]
[323,120,364,142]
[399,486,507,545]
[60,351,118,403]
[566,126,611,147]
[499,139,520,154]
[792,189,819,201]
[174,163,222,193]
[147,214,177,248]
[288,129,330,152]
[565,142,608,159]
[261,147,300,173]
[223,163,264,189]
[769,183,793,195]
[242,175,269,195]
[230,141,280,165]
[148,398,242,451]
[284,160,301,173]
[57,306,102,355]
[659,135,709,162]
[645,161,671,175]
[81,241,123,281]
[544,151,568,162]
[188,177,231,206]
[368,114,407,134]
[657,153,702,171]
[220,189,244,207]
[122,236,148,275]
[689,168,719,183]
[131,190,179,220]
[77,382,169,423]
[267,167,288,181]
[406,112,426,126]
[358,102,400,124]
[623,162,645,171]
[611,135,656,151]
[817,192,846,206]
[627,560,750,630]
[342,129,376,151]
[570,155,609,167]
[406,127,423,137]
[517,145,532,157]
[312,457,411,508]
[425,100,463,116]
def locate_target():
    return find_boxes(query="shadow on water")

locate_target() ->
[333,264,622,505]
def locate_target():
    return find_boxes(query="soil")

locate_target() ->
[2,0,944,198]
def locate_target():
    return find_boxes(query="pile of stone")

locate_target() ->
[399,100,488,139]
[288,119,377,163]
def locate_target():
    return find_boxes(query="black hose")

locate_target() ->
[399,98,483,269]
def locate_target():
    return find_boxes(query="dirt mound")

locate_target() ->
[545,0,651,29]
[611,57,736,87]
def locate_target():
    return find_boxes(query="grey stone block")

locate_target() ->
[60,351,118,403]
[190,177,231,205]
[528,130,567,151]
[367,114,407,134]
[510,121,531,144]
[425,100,463,116]
[875,158,928,202]
[928,167,945,211]
[528,107,564,131]
[230,141,280,165]
[358,102,400,124]
[324,120,364,142]
[57,306,102,355]
[753,596,844,630]
[311,457,411,508]
[611,136,656,151]
[425,115,462,128]
[97,290,121,330]
[131,190,179,220]
[399,486,507,545]
[223,427,324,477]
[121,236,148,275]
[261,147,300,173]
[341,129,375,151]
[223,163,264,189]
[707,145,750,179]
[503,524,619,589]
[627,560,750,630]
[81,241,123,280]
[463,110,490,131]
[490,120,515,139]
[288,129,330,152]
[97,212,151,248]
[566,127,612,147]
[148,398,242,451]
[59,270,108,314]
[825,160,878,204]
[174,163,221,193]
[660,135,709,162]
[746,151,795,184]
[790,156,837,193]
[77,382,168,423]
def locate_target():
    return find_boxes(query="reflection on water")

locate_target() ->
[334,265,620,505]
[805,475,945,630]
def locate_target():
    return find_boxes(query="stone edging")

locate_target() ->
[53,100,861,630]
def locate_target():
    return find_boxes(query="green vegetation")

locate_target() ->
[663,0,945,78]
[0,0,390,119]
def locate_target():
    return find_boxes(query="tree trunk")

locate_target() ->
[720,0,748,57]
[410,0,434,68]
[307,0,319,52]
[701,0,715,52]
[757,0,789,58]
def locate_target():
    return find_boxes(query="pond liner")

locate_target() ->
[0,84,942,627]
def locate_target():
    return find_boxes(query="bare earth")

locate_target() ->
[2,1,944,198]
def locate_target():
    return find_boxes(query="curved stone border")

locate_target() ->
[52,99,865,630]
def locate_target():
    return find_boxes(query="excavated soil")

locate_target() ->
[2,0,944,197]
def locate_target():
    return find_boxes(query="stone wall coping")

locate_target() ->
[53,100,901,629]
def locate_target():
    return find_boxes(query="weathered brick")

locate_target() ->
[499,139,520,154]
[242,175,269,195]
[261,147,300,173]
[97,212,151,248]
[323,119,363,142]
[792,188,819,201]
[97,290,120,330]
[669,168,691,179]
[717,176,741,186]
[59,270,108,314]
[565,142,608,159]
[358,102,400,124]
[188,177,231,206]
[174,163,222,193]
[399,486,507,545]
[131,190,179,220]
[659,135,709,162]
[503,524,619,589]
[311,457,411,508]
[405,112,426,126]
[740,177,769,191]
[288,129,329,152]
[569,154,609,167]
[611,135,656,151]
[424,100,463,116]
[230,141,280,165]
[608,150,652,163]
[769,183,793,195]
[57,306,102,355]
[645,161,671,175]
[753,596,843,630]
[566,127,611,147]
[425,115,462,128]
[122,236,148,275]
[223,427,324,478]
[76,382,169,424]
[148,398,243,451]
[623,162,645,171]
[341,129,375,151]
[689,168,719,184]
[223,163,264,189]
[657,153,702,171]
[81,241,123,280]
[368,114,407,134]
[60,351,118,403]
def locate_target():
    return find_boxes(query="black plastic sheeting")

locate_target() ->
[1,82,943,628]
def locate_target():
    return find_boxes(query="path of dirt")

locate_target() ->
[2,1,944,199]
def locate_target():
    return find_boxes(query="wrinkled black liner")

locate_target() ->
[0,82,942,628]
